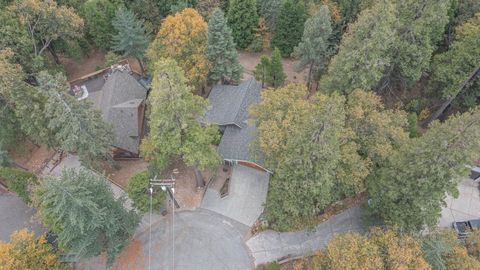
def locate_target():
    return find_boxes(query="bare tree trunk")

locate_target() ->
[307,62,314,91]
[422,65,480,128]
[193,166,205,188]
[48,43,60,64]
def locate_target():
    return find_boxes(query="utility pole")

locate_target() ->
[148,169,179,270]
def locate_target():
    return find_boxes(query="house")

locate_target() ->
[69,62,150,159]
[203,78,270,173]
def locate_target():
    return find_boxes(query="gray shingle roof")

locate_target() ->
[99,70,147,153]
[205,78,265,168]
[218,123,265,166]
[203,79,261,127]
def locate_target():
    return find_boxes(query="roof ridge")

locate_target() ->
[232,78,255,126]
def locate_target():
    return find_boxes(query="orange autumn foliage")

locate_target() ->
[0,229,64,270]
[147,8,209,91]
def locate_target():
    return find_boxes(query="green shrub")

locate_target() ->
[408,112,420,138]
[265,262,280,270]
[126,171,165,213]
[0,167,38,203]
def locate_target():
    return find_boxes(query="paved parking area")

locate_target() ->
[439,178,480,227]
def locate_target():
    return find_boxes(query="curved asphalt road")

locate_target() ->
[113,208,253,270]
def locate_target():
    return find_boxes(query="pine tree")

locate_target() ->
[430,13,480,108]
[140,58,221,188]
[227,0,258,49]
[319,1,396,94]
[293,5,333,90]
[37,72,113,167]
[206,8,243,84]
[0,49,54,147]
[254,55,270,87]
[36,168,140,266]
[268,48,286,88]
[270,0,307,56]
[258,0,282,31]
[386,0,451,85]
[112,7,150,73]
[81,0,116,51]
[367,108,480,231]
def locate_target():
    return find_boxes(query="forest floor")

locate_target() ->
[60,49,142,81]
[238,50,308,85]
[9,141,56,174]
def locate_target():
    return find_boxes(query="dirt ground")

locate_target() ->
[60,50,143,81]
[60,49,106,80]
[238,50,308,85]
[163,159,204,210]
[101,160,149,189]
[9,141,57,174]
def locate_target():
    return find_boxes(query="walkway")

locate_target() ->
[201,165,270,227]
[246,206,364,266]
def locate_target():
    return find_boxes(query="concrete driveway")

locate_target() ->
[113,208,253,270]
[439,178,480,227]
[201,165,270,227]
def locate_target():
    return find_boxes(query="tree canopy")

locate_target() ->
[80,0,116,51]
[9,0,83,57]
[140,58,221,187]
[367,108,480,231]
[147,8,209,91]
[205,8,242,84]
[293,5,334,90]
[270,0,306,56]
[227,0,258,49]
[36,169,139,266]
[430,12,480,108]
[111,7,150,72]
[0,229,66,270]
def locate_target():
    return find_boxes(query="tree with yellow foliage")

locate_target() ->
[147,8,209,92]
[0,229,65,270]
[314,229,431,270]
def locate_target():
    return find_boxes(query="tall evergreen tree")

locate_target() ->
[0,49,54,146]
[253,55,270,87]
[205,8,243,84]
[270,0,307,56]
[140,58,221,188]
[112,7,150,73]
[319,1,396,94]
[293,5,333,90]
[384,0,451,86]
[268,47,286,88]
[37,72,113,167]
[430,13,480,109]
[36,168,140,265]
[227,0,258,49]
[258,0,282,31]
[367,108,480,231]
[81,0,117,51]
